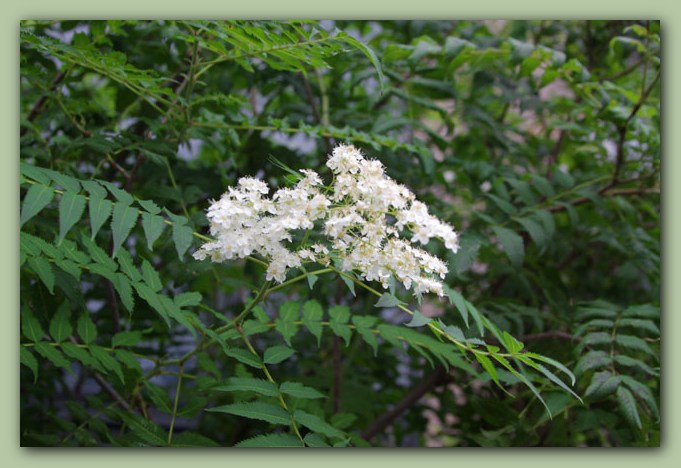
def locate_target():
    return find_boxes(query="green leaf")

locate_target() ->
[405,310,432,328]
[112,273,135,312]
[111,202,139,258]
[339,273,356,296]
[304,433,330,447]
[235,433,303,448]
[34,342,73,373]
[50,172,81,193]
[618,318,660,336]
[616,386,642,430]
[60,342,104,373]
[58,192,87,242]
[112,330,143,348]
[307,273,318,289]
[336,32,385,94]
[101,181,134,206]
[118,413,167,446]
[77,313,98,345]
[374,292,402,308]
[20,346,39,382]
[133,282,170,326]
[21,308,45,342]
[138,199,161,215]
[49,301,72,342]
[515,217,545,249]
[302,300,323,346]
[280,381,325,400]
[214,377,279,397]
[115,249,142,282]
[27,257,55,294]
[352,315,378,356]
[81,180,107,199]
[622,304,660,319]
[275,301,300,346]
[492,226,524,267]
[90,345,125,384]
[223,347,262,369]
[141,259,163,292]
[443,286,469,328]
[141,213,166,250]
[293,409,344,440]
[585,371,622,400]
[143,381,173,414]
[575,350,612,376]
[476,353,501,387]
[207,402,291,426]
[21,183,55,227]
[329,305,352,346]
[80,235,117,271]
[174,291,202,308]
[172,222,194,260]
[614,334,655,357]
[170,432,219,447]
[115,349,142,373]
[264,345,296,364]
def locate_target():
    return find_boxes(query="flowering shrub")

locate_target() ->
[195,144,458,296]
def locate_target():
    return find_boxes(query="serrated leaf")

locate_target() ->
[465,300,485,336]
[405,310,432,328]
[133,282,170,326]
[622,304,660,319]
[443,286,469,328]
[174,291,202,308]
[235,433,303,448]
[214,377,279,397]
[523,352,576,385]
[575,350,612,375]
[143,381,172,414]
[141,213,166,250]
[329,305,352,346]
[374,292,402,308]
[49,301,72,342]
[614,334,655,356]
[302,300,323,346]
[352,315,378,356]
[616,386,642,430]
[585,371,622,400]
[293,409,344,440]
[170,432,219,447]
[101,181,134,206]
[54,257,82,281]
[115,349,142,373]
[340,273,356,296]
[115,249,141,282]
[618,318,660,336]
[275,301,300,346]
[517,356,582,403]
[77,313,98,345]
[223,347,262,369]
[28,257,54,294]
[20,346,39,382]
[138,199,161,215]
[90,345,125,384]
[515,217,545,249]
[172,222,194,260]
[112,273,134,312]
[60,342,105,373]
[50,172,80,193]
[118,413,167,446]
[264,345,295,365]
[492,226,524,267]
[337,32,385,93]
[21,308,45,342]
[280,381,325,400]
[81,180,107,199]
[58,192,87,242]
[476,353,500,387]
[112,330,143,348]
[21,183,54,227]
[304,432,330,447]
[111,202,139,258]
[493,355,551,417]
[141,259,162,292]
[34,342,73,373]
[208,402,291,426]
[614,355,658,376]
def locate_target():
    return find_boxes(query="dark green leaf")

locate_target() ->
[214,377,279,397]
[77,313,97,345]
[302,300,323,346]
[27,257,55,294]
[172,222,194,260]
[20,346,39,382]
[280,381,325,400]
[293,409,344,440]
[21,183,54,227]
[235,433,303,448]
[58,192,87,242]
[21,308,45,342]
[207,402,291,426]
[141,213,166,250]
[405,310,432,328]
[49,301,72,342]
[264,345,295,364]
[111,202,139,258]
[34,342,73,373]
[616,386,642,430]
[492,226,524,267]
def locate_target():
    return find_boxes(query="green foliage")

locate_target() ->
[20,19,659,447]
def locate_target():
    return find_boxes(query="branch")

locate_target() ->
[547,186,659,213]
[20,69,68,137]
[361,366,448,442]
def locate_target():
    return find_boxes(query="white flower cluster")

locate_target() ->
[194,144,459,296]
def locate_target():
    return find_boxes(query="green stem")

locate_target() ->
[167,362,184,445]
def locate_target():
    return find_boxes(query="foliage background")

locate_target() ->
[18,18,659,448]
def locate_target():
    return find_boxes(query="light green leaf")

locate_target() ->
[49,301,72,342]
[235,433,303,448]
[293,409,344,440]
[443,285,469,328]
[275,301,300,346]
[112,273,135,312]
[476,353,500,388]
[280,381,325,400]
[336,32,385,94]
[21,183,55,227]
[138,199,161,215]
[214,377,279,397]
[207,402,291,426]
[174,291,202,308]
[116,249,142,282]
[264,345,296,365]
[302,300,323,346]
[112,330,143,348]
[111,202,139,258]
[58,192,87,242]
[405,310,432,328]
[141,213,166,250]
[374,292,402,308]
[172,222,194,260]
